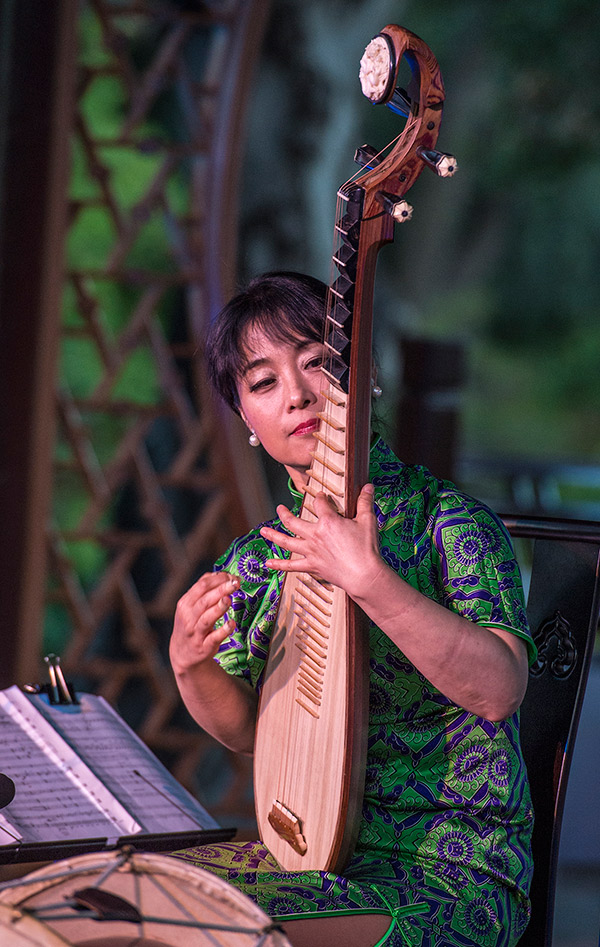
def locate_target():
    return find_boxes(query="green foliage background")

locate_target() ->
[238,0,600,468]
[388,0,600,462]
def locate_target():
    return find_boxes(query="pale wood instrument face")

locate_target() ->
[254,24,455,872]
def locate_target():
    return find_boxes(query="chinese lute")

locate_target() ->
[253,24,456,872]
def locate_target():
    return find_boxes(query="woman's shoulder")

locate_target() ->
[370,438,450,517]
[370,438,505,529]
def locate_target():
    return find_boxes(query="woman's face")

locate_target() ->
[236,322,325,490]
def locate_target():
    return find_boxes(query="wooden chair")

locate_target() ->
[502,515,600,947]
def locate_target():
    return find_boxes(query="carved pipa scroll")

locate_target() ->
[254,25,457,872]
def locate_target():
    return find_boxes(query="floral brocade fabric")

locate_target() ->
[173,439,535,947]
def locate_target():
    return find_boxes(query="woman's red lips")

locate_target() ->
[291,418,319,436]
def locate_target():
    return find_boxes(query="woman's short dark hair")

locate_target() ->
[206,271,328,413]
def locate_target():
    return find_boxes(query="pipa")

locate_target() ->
[253,24,457,872]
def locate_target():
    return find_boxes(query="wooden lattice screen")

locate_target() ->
[44,0,272,828]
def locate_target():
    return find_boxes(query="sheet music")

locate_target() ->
[0,688,140,844]
[30,691,219,834]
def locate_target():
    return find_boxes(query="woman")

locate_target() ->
[170,272,535,947]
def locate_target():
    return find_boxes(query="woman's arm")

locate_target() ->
[259,484,529,722]
[170,571,258,754]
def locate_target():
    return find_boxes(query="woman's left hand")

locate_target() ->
[261,480,529,722]
[259,482,385,599]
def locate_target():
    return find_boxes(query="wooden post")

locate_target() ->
[0,0,78,685]
[394,336,465,482]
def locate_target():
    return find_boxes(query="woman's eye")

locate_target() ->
[306,355,323,370]
[249,376,275,392]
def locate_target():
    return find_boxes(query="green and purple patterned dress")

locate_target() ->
[173,439,535,947]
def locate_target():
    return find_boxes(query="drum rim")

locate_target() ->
[0,901,71,946]
[0,849,289,942]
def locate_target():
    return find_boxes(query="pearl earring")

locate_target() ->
[249,431,260,447]
[372,384,383,399]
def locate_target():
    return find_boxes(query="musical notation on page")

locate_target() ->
[0,689,139,844]
[31,690,219,834]
[0,685,219,848]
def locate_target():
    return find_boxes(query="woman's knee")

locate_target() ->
[281,911,393,947]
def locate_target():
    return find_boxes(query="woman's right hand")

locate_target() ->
[170,571,257,754]
[170,571,240,677]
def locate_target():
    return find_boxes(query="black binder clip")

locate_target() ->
[24,654,79,705]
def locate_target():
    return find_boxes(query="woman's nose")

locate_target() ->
[288,389,311,410]
[287,373,314,410]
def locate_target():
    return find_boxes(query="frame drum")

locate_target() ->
[0,849,291,946]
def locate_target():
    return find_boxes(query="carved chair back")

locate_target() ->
[502,516,600,947]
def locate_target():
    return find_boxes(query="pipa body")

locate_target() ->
[254,373,370,872]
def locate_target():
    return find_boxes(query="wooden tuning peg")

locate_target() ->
[354,144,382,169]
[376,190,413,223]
[417,147,458,177]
